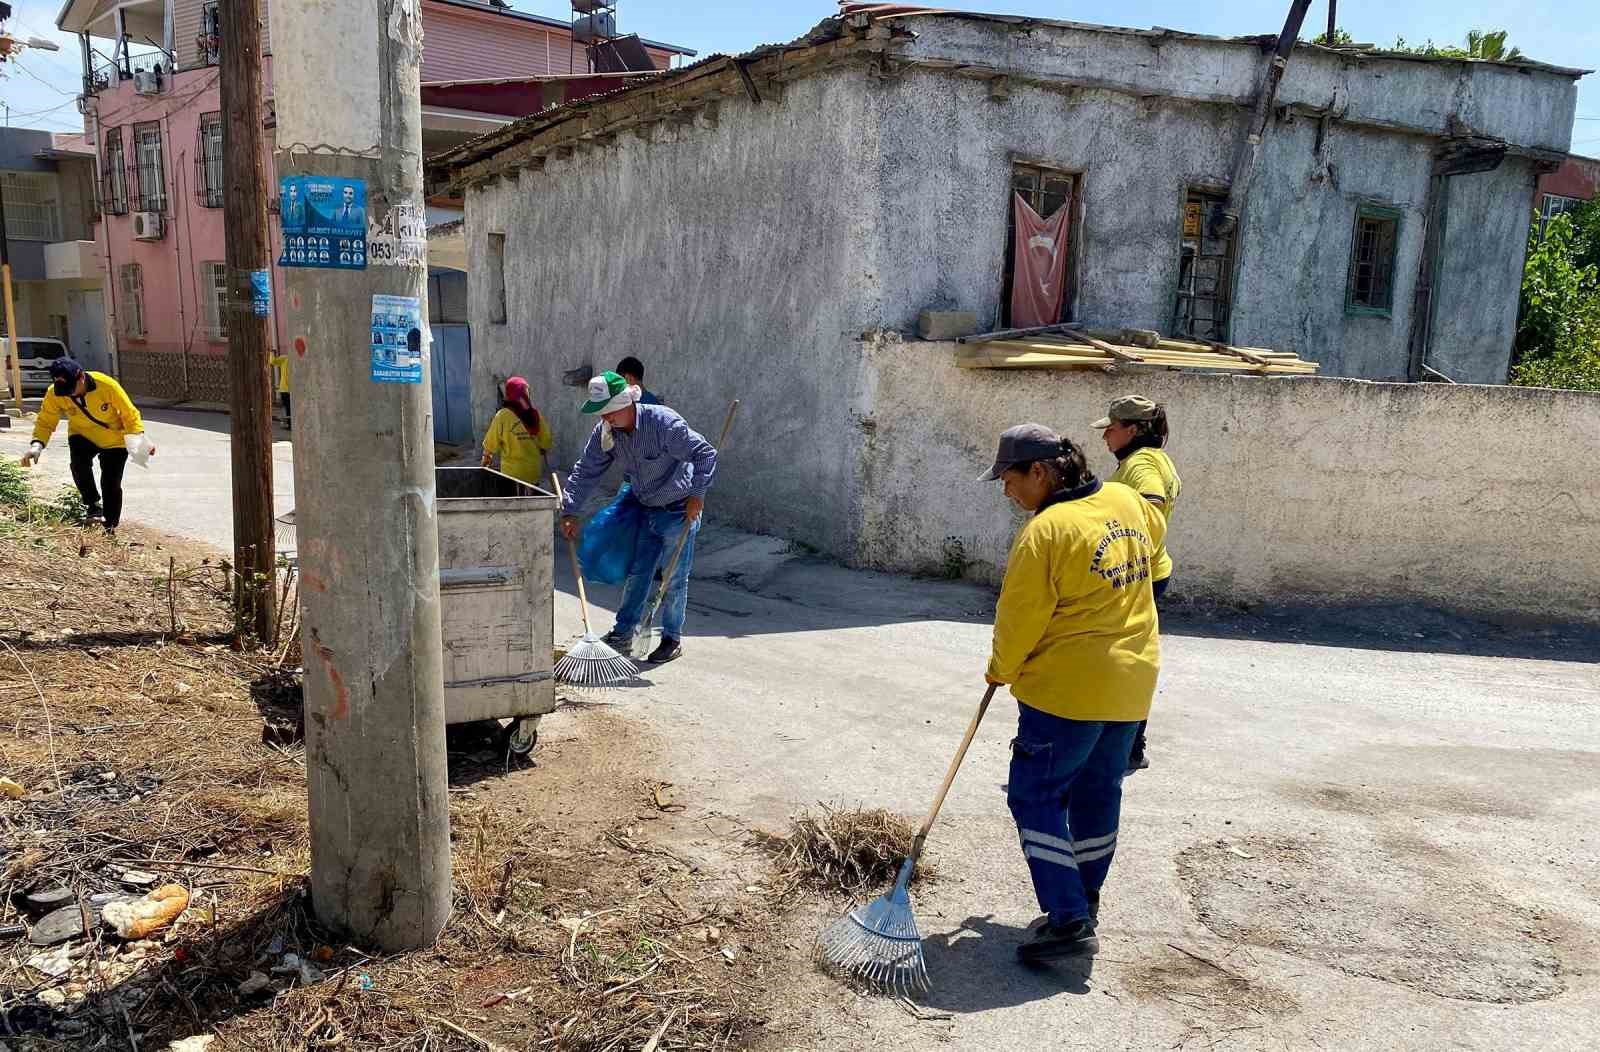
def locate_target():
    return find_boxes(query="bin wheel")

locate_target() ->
[505,717,539,756]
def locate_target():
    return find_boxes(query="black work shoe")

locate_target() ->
[1017,919,1099,964]
[600,629,632,651]
[1125,748,1150,775]
[647,637,682,664]
[85,504,104,522]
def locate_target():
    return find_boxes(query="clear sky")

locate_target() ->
[3,0,1596,150]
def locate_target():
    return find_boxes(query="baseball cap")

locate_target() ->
[1091,395,1159,430]
[49,358,85,396]
[978,423,1067,482]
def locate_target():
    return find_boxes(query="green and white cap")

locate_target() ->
[580,371,640,415]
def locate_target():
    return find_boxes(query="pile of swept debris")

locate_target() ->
[0,503,785,1050]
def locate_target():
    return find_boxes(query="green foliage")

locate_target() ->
[1391,28,1524,61]
[1309,28,1354,46]
[0,461,91,525]
[1512,202,1600,392]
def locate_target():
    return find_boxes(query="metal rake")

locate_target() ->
[551,473,637,691]
[815,683,998,995]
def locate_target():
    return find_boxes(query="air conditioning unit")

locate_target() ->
[133,69,162,95]
[133,211,164,241]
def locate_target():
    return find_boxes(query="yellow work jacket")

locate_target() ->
[986,480,1166,723]
[482,407,553,486]
[1108,445,1181,582]
[32,372,144,452]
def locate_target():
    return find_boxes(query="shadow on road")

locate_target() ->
[1161,598,1600,665]
[917,914,1094,1012]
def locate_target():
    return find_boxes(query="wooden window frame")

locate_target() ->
[1171,187,1237,342]
[999,159,1079,328]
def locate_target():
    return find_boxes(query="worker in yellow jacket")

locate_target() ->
[22,358,154,537]
[270,351,292,428]
[1093,394,1181,773]
[480,376,553,486]
[980,423,1165,964]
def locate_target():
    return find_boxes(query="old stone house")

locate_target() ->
[426,10,1594,615]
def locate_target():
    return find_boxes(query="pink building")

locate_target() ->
[1534,153,1600,229]
[55,0,692,403]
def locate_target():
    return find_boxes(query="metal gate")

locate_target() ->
[431,324,473,446]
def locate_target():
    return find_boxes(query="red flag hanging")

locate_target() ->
[1009,192,1070,328]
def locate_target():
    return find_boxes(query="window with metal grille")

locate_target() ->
[199,2,221,66]
[1539,193,1581,236]
[132,122,167,213]
[197,113,224,207]
[201,261,229,340]
[102,128,129,215]
[0,171,62,241]
[120,263,146,338]
[1171,189,1236,342]
[1001,162,1076,326]
[1346,203,1401,315]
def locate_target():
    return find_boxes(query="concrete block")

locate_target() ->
[918,311,978,341]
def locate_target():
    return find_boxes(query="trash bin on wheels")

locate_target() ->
[276,467,559,755]
[435,466,559,755]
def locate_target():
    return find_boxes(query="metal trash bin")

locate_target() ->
[436,466,558,753]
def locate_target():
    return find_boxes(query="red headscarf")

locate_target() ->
[503,377,541,436]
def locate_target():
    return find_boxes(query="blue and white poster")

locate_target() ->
[249,269,271,316]
[370,294,423,385]
[277,176,367,269]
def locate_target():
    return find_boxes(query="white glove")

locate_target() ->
[21,441,44,467]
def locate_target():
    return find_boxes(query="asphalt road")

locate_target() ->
[0,406,296,549]
[5,408,1595,1050]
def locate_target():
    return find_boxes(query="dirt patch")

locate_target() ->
[1124,943,1298,1021]
[1176,835,1563,1004]
[0,510,802,1050]
[1289,779,1541,822]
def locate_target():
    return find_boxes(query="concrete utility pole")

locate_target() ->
[269,0,450,950]
[219,0,275,642]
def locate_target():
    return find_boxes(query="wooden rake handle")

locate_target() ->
[908,683,999,864]
[642,399,740,623]
[550,473,595,636]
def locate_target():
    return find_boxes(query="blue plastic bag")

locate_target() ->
[577,485,643,585]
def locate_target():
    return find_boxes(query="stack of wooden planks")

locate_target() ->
[954,323,1319,376]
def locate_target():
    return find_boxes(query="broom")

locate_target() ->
[630,399,740,660]
[816,683,998,995]
[551,473,638,690]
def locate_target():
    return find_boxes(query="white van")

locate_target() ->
[0,337,70,394]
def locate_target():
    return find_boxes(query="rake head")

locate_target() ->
[554,631,638,691]
[814,858,928,997]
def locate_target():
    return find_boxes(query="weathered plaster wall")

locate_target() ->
[867,66,1458,379]
[462,68,882,555]
[1429,159,1543,384]
[855,339,1600,624]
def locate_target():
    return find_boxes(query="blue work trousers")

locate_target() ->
[1007,703,1139,926]
[612,501,700,640]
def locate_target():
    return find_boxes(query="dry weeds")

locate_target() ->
[758,806,928,904]
[0,511,782,1051]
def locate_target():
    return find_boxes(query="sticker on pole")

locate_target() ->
[370,295,423,385]
[277,176,367,269]
[366,201,427,268]
[250,270,271,316]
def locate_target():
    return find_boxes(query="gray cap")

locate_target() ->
[978,423,1066,481]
